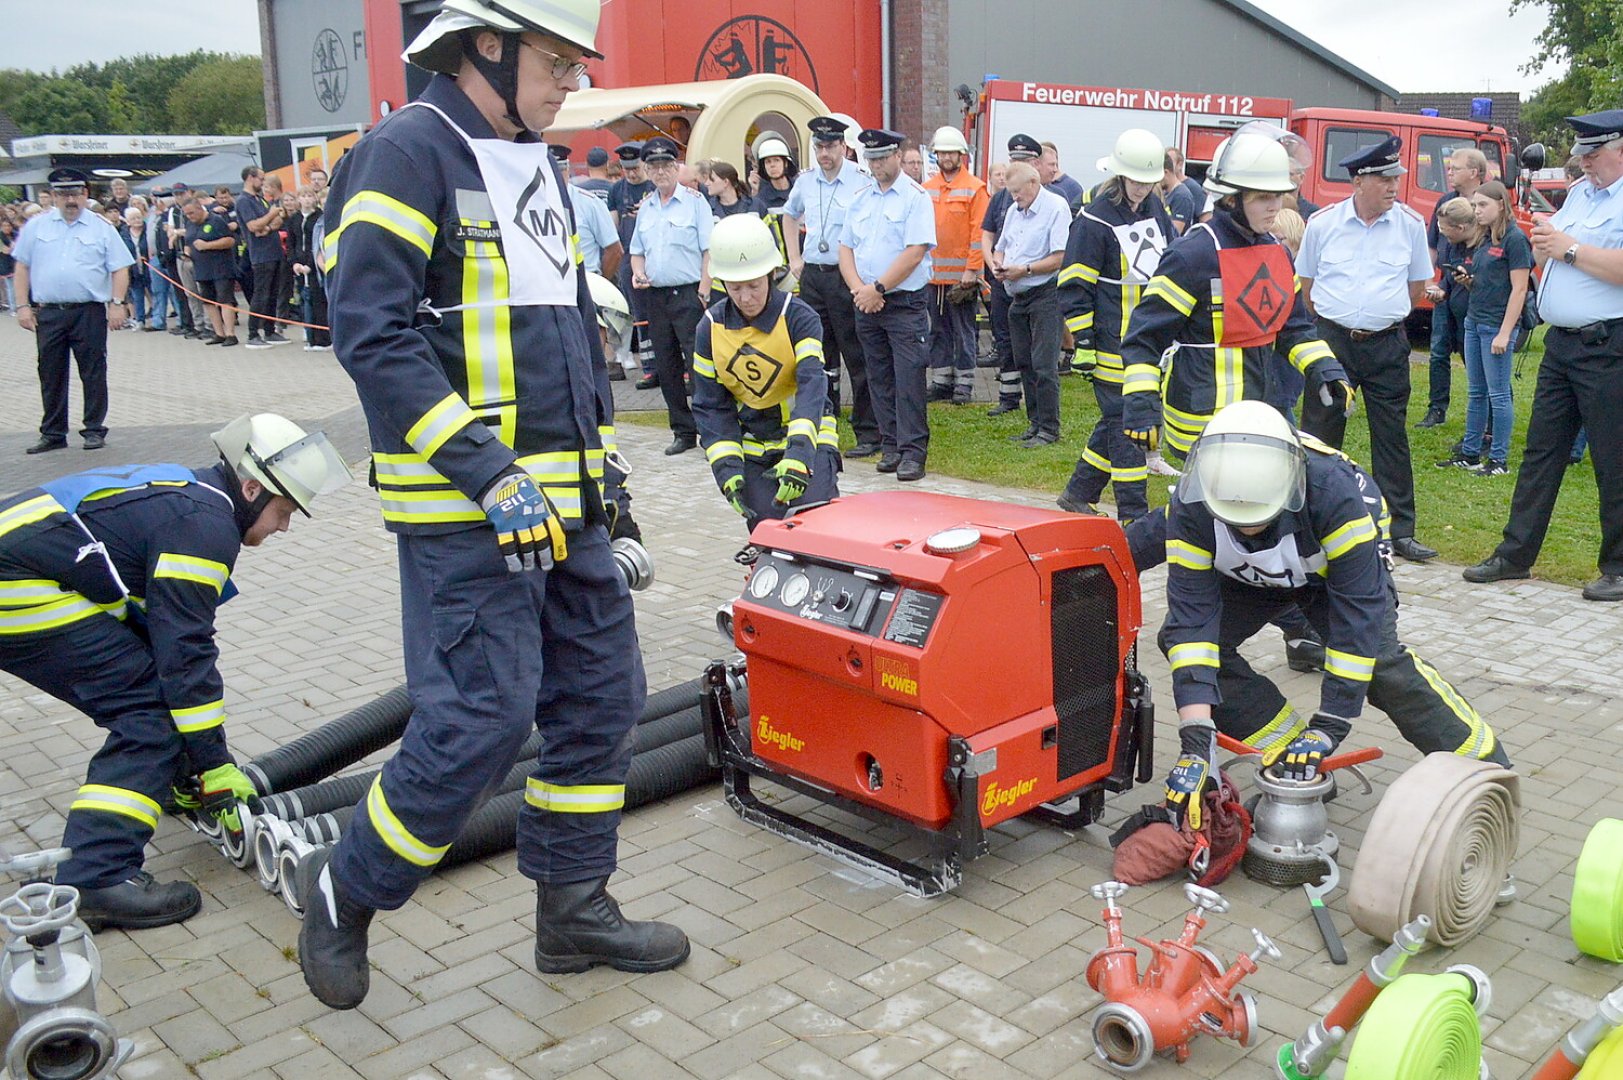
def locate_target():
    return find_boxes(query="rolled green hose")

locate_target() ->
[1572,818,1623,962]
[1578,1024,1623,1078]
[1346,972,1480,1080]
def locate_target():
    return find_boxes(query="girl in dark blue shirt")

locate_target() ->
[1458,181,1532,474]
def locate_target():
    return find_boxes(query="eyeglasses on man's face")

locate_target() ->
[519,39,589,81]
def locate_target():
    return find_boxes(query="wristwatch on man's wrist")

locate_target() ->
[873,281,887,296]
[1564,243,1580,266]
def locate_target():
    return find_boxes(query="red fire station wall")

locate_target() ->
[365,0,883,130]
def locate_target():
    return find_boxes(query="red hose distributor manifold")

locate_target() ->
[1084,880,1282,1071]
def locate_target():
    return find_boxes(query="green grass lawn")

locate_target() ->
[623,330,1606,585]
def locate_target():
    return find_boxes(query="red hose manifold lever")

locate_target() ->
[1216,733,1383,775]
[1085,880,1280,1071]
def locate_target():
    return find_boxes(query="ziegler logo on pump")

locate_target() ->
[875,657,918,697]
[756,715,805,753]
[981,777,1037,817]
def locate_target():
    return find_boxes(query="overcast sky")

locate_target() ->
[9,0,1559,96]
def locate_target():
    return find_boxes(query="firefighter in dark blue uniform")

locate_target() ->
[1057,129,1173,522]
[1157,402,1507,827]
[693,214,839,534]
[299,0,688,1011]
[0,415,349,930]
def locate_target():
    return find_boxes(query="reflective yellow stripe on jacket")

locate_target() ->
[373,450,599,526]
[325,190,437,271]
[153,553,230,594]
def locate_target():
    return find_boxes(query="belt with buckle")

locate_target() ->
[35,301,100,310]
[1341,323,1401,342]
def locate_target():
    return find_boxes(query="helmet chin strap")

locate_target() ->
[460,29,527,133]
[1224,196,1258,239]
[221,458,276,537]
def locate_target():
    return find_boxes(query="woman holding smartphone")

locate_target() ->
[1452,181,1531,477]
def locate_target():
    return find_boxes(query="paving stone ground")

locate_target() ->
[0,316,1619,1080]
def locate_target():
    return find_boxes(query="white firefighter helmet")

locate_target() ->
[1097,128,1165,184]
[211,414,353,517]
[1180,401,1307,528]
[829,113,864,154]
[709,214,783,283]
[586,271,631,344]
[754,135,793,165]
[1205,132,1295,196]
[405,0,604,75]
[930,125,970,154]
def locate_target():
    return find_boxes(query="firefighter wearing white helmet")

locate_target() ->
[1155,401,1507,832]
[693,214,840,534]
[0,416,349,933]
[1056,128,1174,523]
[751,134,799,281]
[924,123,990,404]
[1117,131,1351,459]
[306,0,689,1011]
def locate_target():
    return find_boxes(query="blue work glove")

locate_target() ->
[480,472,565,573]
[1122,390,1163,452]
[200,763,257,834]
[1262,727,1340,781]
[1072,347,1097,380]
[1163,755,1212,831]
[769,459,810,505]
[720,474,748,517]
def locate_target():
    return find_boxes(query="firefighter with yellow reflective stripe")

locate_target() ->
[1118,130,1352,460]
[693,215,839,536]
[303,0,689,1013]
[0,415,349,930]
[1057,129,1173,523]
[1156,403,1507,827]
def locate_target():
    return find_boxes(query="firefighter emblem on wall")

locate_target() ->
[312,28,348,113]
[697,16,819,93]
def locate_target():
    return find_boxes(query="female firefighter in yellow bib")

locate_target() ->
[693,214,840,530]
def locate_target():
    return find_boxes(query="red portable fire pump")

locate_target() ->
[701,492,1154,896]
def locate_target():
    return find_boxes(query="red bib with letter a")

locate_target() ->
[1217,243,1294,348]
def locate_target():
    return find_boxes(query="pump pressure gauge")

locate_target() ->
[748,564,779,599]
[781,572,811,608]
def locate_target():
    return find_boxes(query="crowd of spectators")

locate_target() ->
[3,165,333,352]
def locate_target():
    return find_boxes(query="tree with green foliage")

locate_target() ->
[10,80,108,135]
[166,57,266,136]
[1513,0,1623,153]
[0,52,259,136]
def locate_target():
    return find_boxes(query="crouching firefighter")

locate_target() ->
[0,414,350,930]
[1157,402,1509,836]
[302,0,689,1012]
[693,213,840,539]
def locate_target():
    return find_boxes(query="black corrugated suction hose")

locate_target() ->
[639,676,703,725]
[243,685,414,794]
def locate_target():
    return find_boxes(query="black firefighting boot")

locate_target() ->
[534,877,690,974]
[74,871,202,932]
[297,846,374,1009]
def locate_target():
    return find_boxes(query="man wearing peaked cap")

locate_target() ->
[785,114,880,455]
[1298,132,1439,564]
[639,136,679,164]
[613,141,642,162]
[982,133,1044,416]
[838,126,937,482]
[12,167,133,453]
[548,143,573,162]
[1007,133,1041,161]
[609,139,657,385]
[1463,108,1623,601]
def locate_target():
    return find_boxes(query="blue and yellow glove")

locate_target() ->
[480,471,566,573]
[1122,389,1163,452]
[200,763,257,834]
[1263,727,1340,782]
[769,459,810,505]
[1072,346,1097,380]
[721,474,748,517]
[1163,755,1211,831]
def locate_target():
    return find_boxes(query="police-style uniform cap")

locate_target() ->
[548,144,573,162]
[1007,133,1041,160]
[809,115,849,143]
[1339,135,1406,178]
[1568,109,1623,153]
[586,146,609,167]
[48,167,90,191]
[172,183,189,194]
[152,187,173,198]
[640,136,679,164]
[858,128,905,159]
[614,141,644,162]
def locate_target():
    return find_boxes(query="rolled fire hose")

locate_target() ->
[243,685,414,794]
[1347,753,1520,948]
[1345,970,1484,1079]
[1578,1024,1623,1079]
[1571,818,1623,962]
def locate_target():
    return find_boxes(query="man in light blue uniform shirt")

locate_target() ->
[572,184,621,279]
[1465,109,1623,601]
[992,161,1070,446]
[839,128,936,482]
[13,168,134,454]
[630,136,713,455]
[785,115,878,454]
[1297,135,1437,563]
